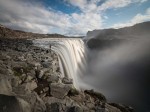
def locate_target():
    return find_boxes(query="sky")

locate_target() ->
[0,0,150,36]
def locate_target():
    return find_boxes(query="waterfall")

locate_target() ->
[32,38,87,89]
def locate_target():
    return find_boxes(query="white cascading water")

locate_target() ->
[32,38,87,89]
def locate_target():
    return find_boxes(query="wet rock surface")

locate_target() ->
[0,39,134,112]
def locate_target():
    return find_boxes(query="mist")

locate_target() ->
[80,38,150,112]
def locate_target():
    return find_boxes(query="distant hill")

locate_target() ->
[0,24,70,39]
[86,21,150,49]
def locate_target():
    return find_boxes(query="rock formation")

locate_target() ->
[86,21,150,49]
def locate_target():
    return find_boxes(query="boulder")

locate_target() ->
[46,74,60,83]
[17,56,26,61]
[46,102,62,112]
[0,94,31,112]
[41,61,52,68]
[17,97,32,112]
[67,106,83,112]
[11,76,21,87]
[36,70,44,79]
[11,62,28,68]
[17,92,46,112]
[42,96,64,105]
[0,75,13,95]
[13,81,37,94]
[84,90,106,102]
[108,103,134,112]
[95,107,108,112]
[50,83,72,99]
[62,77,73,84]
[105,103,122,112]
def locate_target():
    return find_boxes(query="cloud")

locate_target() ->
[66,0,146,12]
[98,0,148,11]
[140,0,148,3]
[64,0,87,10]
[0,0,103,36]
[113,8,150,28]
[68,12,102,35]
[0,0,149,36]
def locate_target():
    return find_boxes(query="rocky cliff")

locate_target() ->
[86,21,150,49]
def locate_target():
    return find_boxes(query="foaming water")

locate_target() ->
[33,38,87,89]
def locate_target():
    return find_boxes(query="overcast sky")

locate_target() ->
[0,0,150,36]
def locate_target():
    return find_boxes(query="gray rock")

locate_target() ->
[17,56,26,61]
[42,87,49,93]
[18,92,46,112]
[17,97,32,112]
[0,94,31,112]
[0,75,13,95]
[26,81,37,91]
[36,70,44,79]
[24,75,34,82]
[43,96,64,105]
[0,54,11,61]
[67,106,83,112]
[11,76,21,87]
[50,83,72,99]
[46,102,62,112]
[105,103,121,112]
[108,103,134,112]
[43,96,75,107]
[85,102,95,109]
[0,67,7,74]
[13,81,37,94]
[11,62,28,68]
[46,74,60,83]
[42,61,52,68]
[64,96,75,107]
[28,62,41,68]
[62,77,73,84]
[84,90,106,102]
[95,107,108,112]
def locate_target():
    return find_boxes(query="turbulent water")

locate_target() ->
[33,38,87,89]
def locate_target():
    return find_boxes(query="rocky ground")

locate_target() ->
[0,39,134,112]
